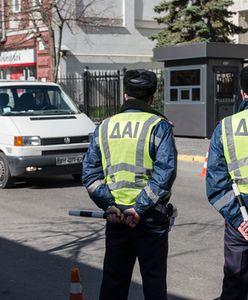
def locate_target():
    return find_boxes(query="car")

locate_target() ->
[0,80,96,188]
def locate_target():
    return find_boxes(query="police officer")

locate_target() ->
[206,66,248,300]
[82,69,177,300]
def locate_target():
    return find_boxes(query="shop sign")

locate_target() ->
[0,49,35,67]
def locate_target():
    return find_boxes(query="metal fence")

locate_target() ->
[58,68,164,122]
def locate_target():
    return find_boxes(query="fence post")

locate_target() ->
[120,67,127,106]
[83,66,90,116]
[116,70,121,111]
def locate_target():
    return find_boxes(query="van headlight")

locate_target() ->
[14,136,41,146]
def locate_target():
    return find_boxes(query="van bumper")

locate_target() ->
[7,153,85,177]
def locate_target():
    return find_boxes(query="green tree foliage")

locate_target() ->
[150,0,248,47]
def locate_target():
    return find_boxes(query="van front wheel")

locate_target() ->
[0,153,15,188]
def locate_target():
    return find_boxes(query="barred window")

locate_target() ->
[12,0,21,13]
[32,0,42,6]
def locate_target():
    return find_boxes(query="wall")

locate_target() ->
[231,0,248,43]
[60,0,163,75]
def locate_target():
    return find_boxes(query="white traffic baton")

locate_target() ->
[69,209,107,219]
[232,182,248,222]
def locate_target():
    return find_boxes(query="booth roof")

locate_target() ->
[153,42,248,62]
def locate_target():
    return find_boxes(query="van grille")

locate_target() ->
[41,135,89,145]
[42,148,88,155]
[30,116,77,120]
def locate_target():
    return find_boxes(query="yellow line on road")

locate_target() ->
[178,154,205,163]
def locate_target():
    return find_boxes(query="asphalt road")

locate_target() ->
[0,161,224,300]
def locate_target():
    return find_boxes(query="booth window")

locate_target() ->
[170,69,201,102]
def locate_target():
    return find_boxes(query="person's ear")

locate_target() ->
[240,90,248,100]
[241,90,245,100]
[148,95,154,105]
[124,93,129,102]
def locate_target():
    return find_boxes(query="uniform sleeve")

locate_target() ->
[82,126,115,211]
[206,123,243,229]
[134,120,177,216]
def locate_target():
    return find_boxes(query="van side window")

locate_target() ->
[0,93,11,113]
[0,89,14,113]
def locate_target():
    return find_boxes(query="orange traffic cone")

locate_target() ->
[199,151,208,177]
[69,266,85,300]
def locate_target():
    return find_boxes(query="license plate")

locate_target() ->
[56,154,84,165]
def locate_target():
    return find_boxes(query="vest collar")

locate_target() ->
[120,98,167,119]
[239,100,248,112]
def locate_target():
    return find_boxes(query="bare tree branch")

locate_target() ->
[4,0,115,81]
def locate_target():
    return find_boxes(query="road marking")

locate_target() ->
[178,154,205,163]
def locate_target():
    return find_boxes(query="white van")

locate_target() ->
[0,80,96,188]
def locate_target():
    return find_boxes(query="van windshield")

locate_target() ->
[0,85,81,116]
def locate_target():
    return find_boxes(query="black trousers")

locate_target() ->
[99,209,169,300]
[220,223,248,300]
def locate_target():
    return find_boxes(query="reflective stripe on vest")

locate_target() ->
[222,110,248,193]
[87,179,105,194]
[99,112,161,206]
[213,190,235,211]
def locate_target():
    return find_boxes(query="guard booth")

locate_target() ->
[153,42,248,138]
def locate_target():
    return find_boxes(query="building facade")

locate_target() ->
[0,1,247,81]
[0,1,52,81]
[60,0,163,75]
[63,0,248,74]
[232,1,248,44]
[0,0,162,81]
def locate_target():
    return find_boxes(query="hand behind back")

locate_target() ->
[238,221,248,240]
[106,206,141,227]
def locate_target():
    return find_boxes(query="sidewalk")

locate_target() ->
[175,137,210,163]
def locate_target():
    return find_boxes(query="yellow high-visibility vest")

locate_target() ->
[222,109,248,193]
[99,112,161,205]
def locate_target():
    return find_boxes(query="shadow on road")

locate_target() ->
[0,237,193,300]
[13,175,82,189]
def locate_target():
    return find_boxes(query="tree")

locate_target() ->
[150,0,248,47]
[6,0,112,81]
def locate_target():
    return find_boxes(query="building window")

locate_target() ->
[32,0,42,6]
[169,69,201,102]
[12,0,21,13]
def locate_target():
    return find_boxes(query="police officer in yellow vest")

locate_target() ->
[83,69,177,300]
[206,66,248,300]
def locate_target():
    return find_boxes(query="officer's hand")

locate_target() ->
[123,208,141,228]
[238,221,248,240]
[106,206,122,224]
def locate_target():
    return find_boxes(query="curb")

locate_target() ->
[178,154,205,163]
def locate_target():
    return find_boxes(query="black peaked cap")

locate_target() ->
[124,69,157,99]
